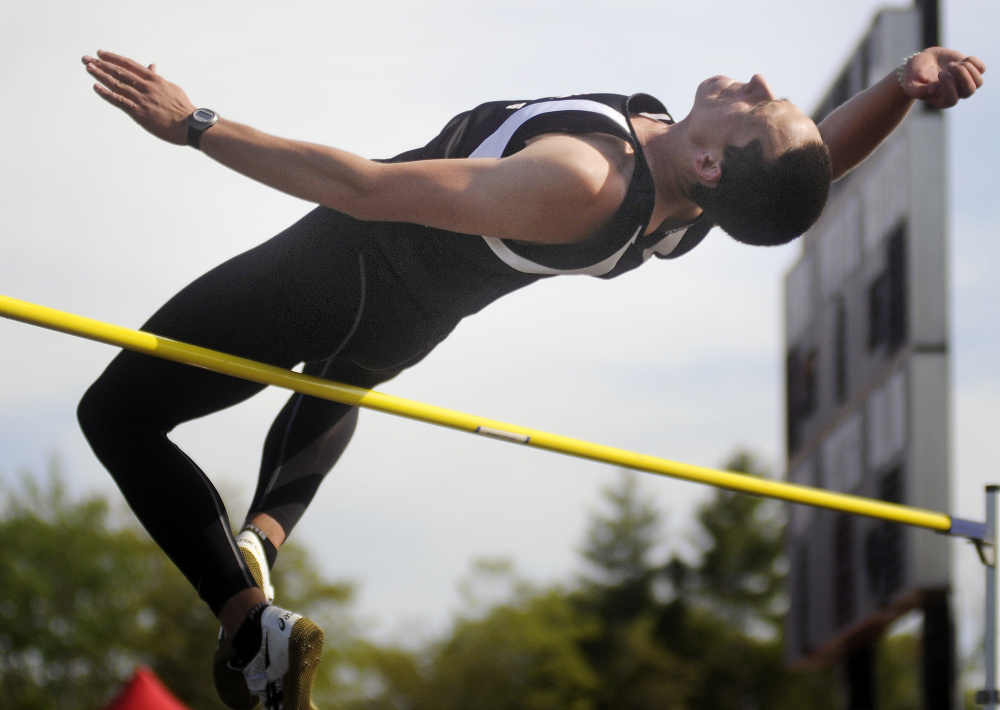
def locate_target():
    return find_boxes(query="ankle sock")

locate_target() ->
[242,523,279,569]
[230,601,270,668]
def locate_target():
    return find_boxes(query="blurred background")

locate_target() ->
[0,1,996,706]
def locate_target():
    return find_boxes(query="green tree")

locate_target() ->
[352,457,842,710]
[575,462,837,710]
[668,452,787,635]
[660,454,836,710]
[577,471,699,710]
[876,632,920,710]
[352,560,600,710]
[0,462,356,710]
[579,471,664,625]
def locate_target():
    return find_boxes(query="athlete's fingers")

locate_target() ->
[964,59,985,85]
[913,75,951,107]
[950,65,977,100]
[90,55,143,90]
[91,80,139,113]
[964,55,987,75]
[94,49,157,83]
[85,59,142,107]
[81,51,195,145]
[949,60,984,97]
[934,71,960,108]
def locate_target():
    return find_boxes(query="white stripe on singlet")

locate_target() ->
[469,99,646,276]
[468,99,631,160]
[482,226,642,276]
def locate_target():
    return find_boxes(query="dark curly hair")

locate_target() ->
[689,139,832,246]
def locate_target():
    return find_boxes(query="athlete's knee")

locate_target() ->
[77,372,146,448]
[77,379,116,449]
[77,377,168,497]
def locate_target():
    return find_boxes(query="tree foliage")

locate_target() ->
[573,458,836,710]
[0,462,355,710]
[350,561,600,710]
[5,453,933,709]
[671,452,788,634]
[355,456,837,710]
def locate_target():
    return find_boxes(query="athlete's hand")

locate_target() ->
[82,50,196,145]
[901,47,985,109]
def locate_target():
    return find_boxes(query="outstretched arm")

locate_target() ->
[818,47,985,180]
[81,51,627,245]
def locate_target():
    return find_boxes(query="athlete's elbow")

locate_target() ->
[320,164,399,221]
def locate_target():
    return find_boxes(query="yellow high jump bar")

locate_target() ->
[0,293,985,540]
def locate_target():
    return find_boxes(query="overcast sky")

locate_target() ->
[1,0,997,650]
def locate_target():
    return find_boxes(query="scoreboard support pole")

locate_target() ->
[980,487,1000,709]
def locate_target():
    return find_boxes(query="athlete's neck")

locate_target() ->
[632,116,703,233]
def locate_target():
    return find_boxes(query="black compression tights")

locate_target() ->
[77,208,426,615]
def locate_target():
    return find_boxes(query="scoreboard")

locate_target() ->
[784,7,950,666]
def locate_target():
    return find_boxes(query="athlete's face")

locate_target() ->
[688,74,821,156]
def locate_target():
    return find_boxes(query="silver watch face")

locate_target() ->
[192,108,218,125]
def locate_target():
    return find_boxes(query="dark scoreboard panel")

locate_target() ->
[783,7,950,666]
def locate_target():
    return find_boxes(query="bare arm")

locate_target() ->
[81,51,627,245]
[199,121,626,244]
[818,47,985,180]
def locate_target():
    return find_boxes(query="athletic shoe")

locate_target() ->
[236,529,276,603]
[242,605,324,710]
[213,530,277,709]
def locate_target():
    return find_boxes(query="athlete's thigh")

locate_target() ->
[90,207,369,430]
[259,355,393,461]
[141,207,366,365]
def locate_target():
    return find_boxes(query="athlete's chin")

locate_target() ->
[697,75,736,100]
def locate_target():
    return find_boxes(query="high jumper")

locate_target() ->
[78,46,983,710]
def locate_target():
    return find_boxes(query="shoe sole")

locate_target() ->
[279,617,324,710]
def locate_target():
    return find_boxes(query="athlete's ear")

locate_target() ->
[693,148,723,185]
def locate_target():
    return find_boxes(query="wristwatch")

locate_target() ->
[186,108,219,149]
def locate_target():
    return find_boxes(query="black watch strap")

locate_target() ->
[186,108,219,149]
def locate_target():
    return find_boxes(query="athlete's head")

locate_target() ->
[685,74,832,246]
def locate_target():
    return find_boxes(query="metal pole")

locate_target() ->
[0,293,985,537]
[982,486,999,709]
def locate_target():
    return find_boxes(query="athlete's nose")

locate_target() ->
[746,74,775,102]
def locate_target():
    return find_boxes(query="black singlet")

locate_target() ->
[77,92,714,615]
[387,93,711,279]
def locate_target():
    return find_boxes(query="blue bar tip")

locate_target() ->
[948,517,988,541]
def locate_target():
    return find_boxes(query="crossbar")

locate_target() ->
[0,293,981,538]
